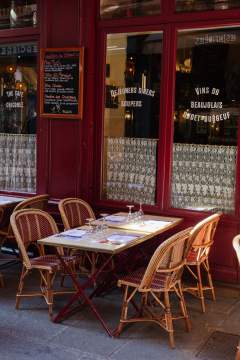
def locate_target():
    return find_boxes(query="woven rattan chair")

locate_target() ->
[184,213,222,313]
[233,235,240,360]
[0,195,49,286]
[116,227,193,348]
[58,197,95,230]
[10,208,75,317]
[233,235,240,265]
[0,194,49,252]
[59,198,97,275]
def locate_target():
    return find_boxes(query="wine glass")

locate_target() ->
[126,205,134,223]
[85,217,95,233]
[138,202,144,218]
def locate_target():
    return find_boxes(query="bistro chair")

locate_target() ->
[58,197,96,230]
[232,235,240,360]
[10,208,76,317]
[58,197,97,275]
[116,227,193,349]
[233,235,240,265]
[184,213,222,313]
[0,194,49,253]
[0,194,49,286]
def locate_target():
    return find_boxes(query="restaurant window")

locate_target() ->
[171,27,240,213]
[176,0,240,12]
[101,32,162,205]
[0,1,37,29]
[0,42,37,193]
[100,0,161,19]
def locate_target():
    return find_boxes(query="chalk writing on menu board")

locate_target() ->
[43,51,80,115]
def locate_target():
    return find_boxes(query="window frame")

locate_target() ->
[94,1,240,216]
[0,0,40,196]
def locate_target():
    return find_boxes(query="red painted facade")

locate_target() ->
[1,0,240,283]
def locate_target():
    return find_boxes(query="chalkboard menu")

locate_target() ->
[40,48,84,118]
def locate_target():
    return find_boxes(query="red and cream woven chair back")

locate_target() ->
[10,208,58,269]
[5,194,49,240]
[14,194,49,212]
[188,212,221,263]
[139,227,192,292]
[59,198,95,230]
[185,212,222,313]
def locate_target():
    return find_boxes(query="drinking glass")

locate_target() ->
[138,202,144,219]
[126,205,134,223]
[99,213,109,233]
[85,217,95,233]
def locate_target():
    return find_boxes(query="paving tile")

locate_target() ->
[0,328,84,360]
[108,335,194,360]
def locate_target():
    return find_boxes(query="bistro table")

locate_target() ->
[0,195,25,206]
[0,195,26,232]
[38,213,182,336]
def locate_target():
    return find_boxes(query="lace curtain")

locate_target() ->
[0,133,36,193]
[172,143,237,213]
[105,137,158,204]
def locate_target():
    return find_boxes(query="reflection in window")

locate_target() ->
[0,0,37,29]
[102,32,162,205]
[100,0,161,19]
[171,28,240,213]
[176,0,240,12]
[0,42,37,193]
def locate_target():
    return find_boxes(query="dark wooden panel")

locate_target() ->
[48,118,81,199]
[48,0,80,47]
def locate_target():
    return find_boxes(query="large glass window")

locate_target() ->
[101,32,162,205]
[0,1,37,30]
[171,27,240,213]
[0,42,37,193]
[176,0,240,12]
[100,0,161,19]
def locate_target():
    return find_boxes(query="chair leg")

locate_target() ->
[164,291,175,349]
[16,266,28,309]
[0,272,4,287]
[117,285,130,335]
[205,258,216,301]
[196,264,206,313]
[45,271,54,318]
[236,342,240,360]
[178,282,191,332]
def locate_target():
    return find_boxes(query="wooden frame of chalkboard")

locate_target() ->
[40,47,84,119]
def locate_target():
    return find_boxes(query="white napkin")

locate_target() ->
[144,220,171,227]
[61,229,86,238]
[105,215,126,222]
[107,233,140,244]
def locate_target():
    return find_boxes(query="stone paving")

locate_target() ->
[0,263,239,360]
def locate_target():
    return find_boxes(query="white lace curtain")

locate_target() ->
[172,143,237,213]
[0,133,36,193]
[105,137,158,205]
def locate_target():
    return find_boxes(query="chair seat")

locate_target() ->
[119,267,169,291]
[186,250,208,264]
[186,250,198,263]
[30,254,77,271]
